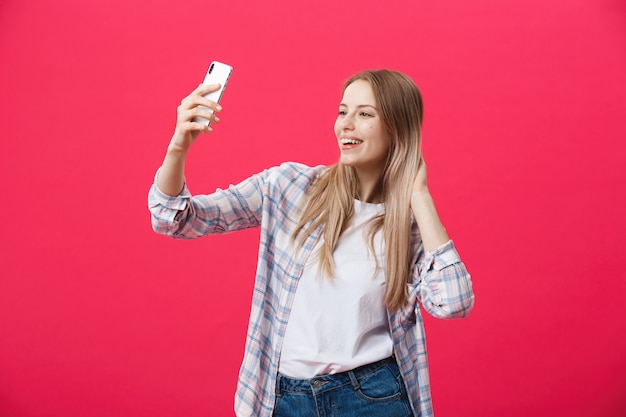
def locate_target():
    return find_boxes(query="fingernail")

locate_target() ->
[214,116,220,123]
[216,105,223,112]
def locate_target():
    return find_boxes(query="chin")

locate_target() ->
[338,156,358,167]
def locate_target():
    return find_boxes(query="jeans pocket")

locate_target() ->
[273,391,314,417]
[354,364,403,403]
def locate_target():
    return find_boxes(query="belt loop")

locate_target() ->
[348,371,360,390]
[275,373,282,396]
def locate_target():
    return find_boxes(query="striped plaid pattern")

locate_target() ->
[148,162,474,417]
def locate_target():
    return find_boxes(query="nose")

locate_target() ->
[338,112,355,131]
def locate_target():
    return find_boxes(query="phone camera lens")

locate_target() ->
[209,63,214,73]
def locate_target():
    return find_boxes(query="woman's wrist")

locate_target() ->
[410,186,449,251]
[166,143,188,158]
[166,133,191,157]
[411,185,431,202]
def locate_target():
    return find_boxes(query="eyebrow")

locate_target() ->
[339,103,378,110]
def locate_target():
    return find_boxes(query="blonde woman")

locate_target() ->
[149,69,475,417]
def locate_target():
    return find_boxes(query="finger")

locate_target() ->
[196,97,223,113]
[198,82,221,95]
[198,121,213,133]
[180,95,223,115]
[183,110,220,134]
[184,119,213,133]
[192,83,222,102]
[191,82,221,94]
[188,105,220,124]
[179,84,218,107]
[178,100,220,126]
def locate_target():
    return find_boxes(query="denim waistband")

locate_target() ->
[276,357,398,395]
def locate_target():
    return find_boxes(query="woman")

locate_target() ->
[149,69,475,417]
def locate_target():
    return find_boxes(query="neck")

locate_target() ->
[355,169,384,203]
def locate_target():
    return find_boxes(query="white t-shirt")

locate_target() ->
[278,199,393,379]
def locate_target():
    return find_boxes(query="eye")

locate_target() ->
[359,111,372,117]
[338,110,347,116]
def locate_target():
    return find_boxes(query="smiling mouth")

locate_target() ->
[341,138,363,145]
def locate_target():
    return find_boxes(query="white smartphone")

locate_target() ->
[193,61,233,126]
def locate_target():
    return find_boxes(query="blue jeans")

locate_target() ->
[273,357,413,417]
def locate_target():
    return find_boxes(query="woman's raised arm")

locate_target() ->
[157,83,223,196]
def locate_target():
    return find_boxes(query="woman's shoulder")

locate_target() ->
[277,161,327,174]
[266,162,327,185]
[254,162,327,201]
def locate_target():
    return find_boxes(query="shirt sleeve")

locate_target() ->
[408,240,475,320]
[147,168,267,239]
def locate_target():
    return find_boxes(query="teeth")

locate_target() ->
[341,138,363,145]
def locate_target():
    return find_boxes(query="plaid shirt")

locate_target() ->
[148,162,474,417]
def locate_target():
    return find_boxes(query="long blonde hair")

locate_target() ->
[292,69,423,312]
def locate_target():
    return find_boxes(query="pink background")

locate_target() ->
[1,0,625,416]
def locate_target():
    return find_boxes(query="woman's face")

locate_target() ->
[334,79,391,176]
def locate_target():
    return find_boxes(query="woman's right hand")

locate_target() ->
[168,83,223,154]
